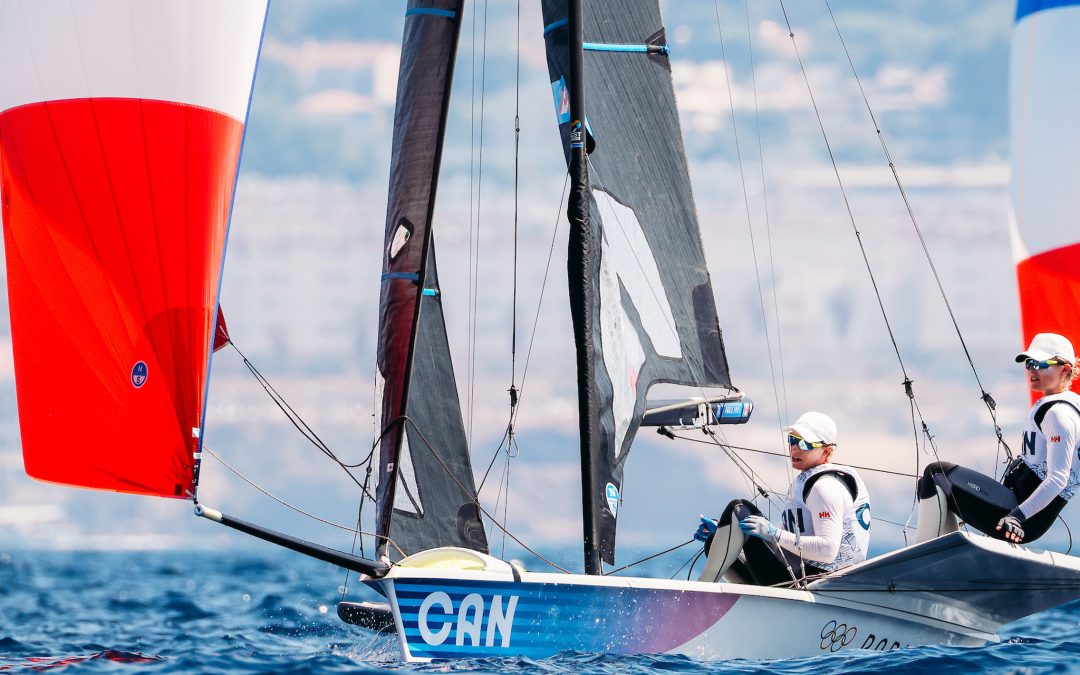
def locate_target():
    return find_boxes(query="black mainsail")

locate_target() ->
[542,0,733,569]
[374,1,487,560]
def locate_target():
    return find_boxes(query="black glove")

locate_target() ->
[996,508,1025,543]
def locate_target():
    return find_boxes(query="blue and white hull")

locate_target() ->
[363,532,1080,662]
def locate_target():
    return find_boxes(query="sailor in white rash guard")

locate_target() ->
[916,332,1080,544]
[694,411,871,586]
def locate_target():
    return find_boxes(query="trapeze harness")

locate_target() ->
[713,464,871,585]
[781,463,872,572]
[921,393,1080,541]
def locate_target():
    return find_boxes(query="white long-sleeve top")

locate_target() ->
[1017,391,1080,519]
[775,464,871,572]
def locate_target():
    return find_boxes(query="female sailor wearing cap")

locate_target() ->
[917,332,1080,544]
[693,412,872,585]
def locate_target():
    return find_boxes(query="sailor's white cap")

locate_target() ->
[1015,333,1075,366]
[784,411,837,445]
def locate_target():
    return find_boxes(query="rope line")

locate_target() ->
[202,444,405,558]
[744,0,790,424]
[466,0,491,451]
[604,539,696,576]
[773,0,979,518]
[820,0,1012,462]
[671,431,917,478]
[230,343,368,477]
[713,1,789,477]
[399,416,571,574]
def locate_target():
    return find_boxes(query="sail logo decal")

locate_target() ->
[551,77,570,123]
[417,591,518,648]
[606,483,620,516]
[131,361,148,388]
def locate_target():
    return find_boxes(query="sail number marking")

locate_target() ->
[416,591,519,648]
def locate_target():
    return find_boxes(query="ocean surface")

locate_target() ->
[2,548,1079,674]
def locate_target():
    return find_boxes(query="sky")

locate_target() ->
[2,0,1059,572]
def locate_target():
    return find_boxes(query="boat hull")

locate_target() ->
[358,533,1080,662]
[373,568,989,662]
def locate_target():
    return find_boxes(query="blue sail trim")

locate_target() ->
[406,8,457,18]
[194,0,272,500]
[584,42,669,55]
[544,18,568,34]
[382,272,421,282]
[1016,0,1080,22]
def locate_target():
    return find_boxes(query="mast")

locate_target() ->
[566,0,602,575]
[542,0,733,570]
[374,1,487,560]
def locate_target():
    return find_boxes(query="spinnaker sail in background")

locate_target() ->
[374,1,487,560]
[542,0,733,566]
[1010,0,1080,397]
[0,0,267,498]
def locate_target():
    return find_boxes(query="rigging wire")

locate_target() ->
[771,0,978,524]
[201,444,405,558]
[466,0,491,452]
[713,0,789,473]
[680,549,707,581]
[703,428,788,515]
[497,0,523,560]
[744,0,790,424]
[604,539,697,576]
[672,431,917,479]
[677,430,913,530]
[400,416,571,573]
[510,172,571,418]
[229,343,368,476]
[477,170,570,467]
[820,0,1012,465]
[777,1,996,538]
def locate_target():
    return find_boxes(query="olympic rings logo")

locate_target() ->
[820,619,857,652]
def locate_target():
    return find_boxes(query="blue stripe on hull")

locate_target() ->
[391,577,739,660]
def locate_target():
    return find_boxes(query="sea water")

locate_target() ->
[2,549,1078,674]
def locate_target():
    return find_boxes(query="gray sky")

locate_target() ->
[4,1,1057,569]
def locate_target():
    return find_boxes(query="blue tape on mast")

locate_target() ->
[406,8,456,18]
[544,18,568,35]
[583,42,669,55]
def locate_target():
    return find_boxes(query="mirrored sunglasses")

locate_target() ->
[788,433,827,451]
[1024,358,1063,372]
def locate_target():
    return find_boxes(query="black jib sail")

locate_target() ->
[374,1,487,560]
[542,0,733,568]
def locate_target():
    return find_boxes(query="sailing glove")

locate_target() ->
[739,515,779,541]
[996,508,1025,543]
[694,515,718,542]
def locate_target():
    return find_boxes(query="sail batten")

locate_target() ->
[374,1,487,560]
[544,0,733,566]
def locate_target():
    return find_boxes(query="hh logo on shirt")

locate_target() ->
[1051,435,1062,443]
[819,511,831,519]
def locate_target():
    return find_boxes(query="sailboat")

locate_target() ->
[2,0,1079,664]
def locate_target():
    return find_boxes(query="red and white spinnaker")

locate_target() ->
[1010,0,1080,397]
[0,0,267,497]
